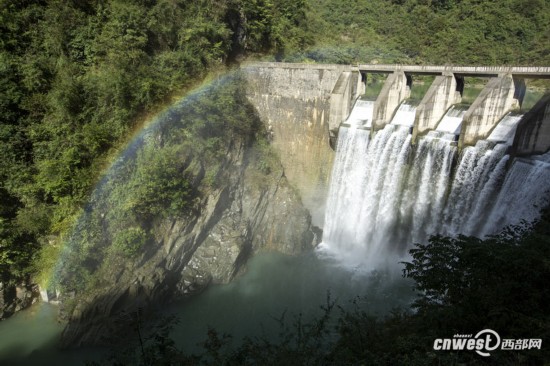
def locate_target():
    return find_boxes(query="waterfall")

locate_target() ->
[343,99,375,128]
[320,103,550,269]
[319,103,455,268]
[481,153,550,235]
[442,113,525,236]
[436,105,467,134]
[442,141,508,236]
[404,131,456,244]
[391,103,417,127]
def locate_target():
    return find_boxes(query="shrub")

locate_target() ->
[112,227,148,257]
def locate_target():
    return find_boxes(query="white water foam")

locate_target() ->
[487,113,523,145]
[481,152,550,235]
[319,102,547,270]
[345,100,375,128]
[320,104,455,270]
[436,105,467,135]
[390,103,417,127]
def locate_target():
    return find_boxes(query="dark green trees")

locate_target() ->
[0,0,307,289]
[304,0,550,65]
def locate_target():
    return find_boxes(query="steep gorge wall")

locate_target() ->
[54,76,319,347]
[243,63,348,225]
[60,138,315,347]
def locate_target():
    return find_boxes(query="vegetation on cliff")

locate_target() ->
[54,73,280,301]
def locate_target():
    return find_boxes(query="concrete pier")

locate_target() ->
[329,71,364,131]
[372,71,411,131]
[242,62,549,159]
[459,75,521,148]
[412,74,462,142]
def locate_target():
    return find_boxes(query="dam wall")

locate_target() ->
[243,62,550,223]
[243,63,354,225]
[512,93,550,156]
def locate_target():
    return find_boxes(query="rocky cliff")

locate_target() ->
[57,77,317,346]
[0,281,39,319]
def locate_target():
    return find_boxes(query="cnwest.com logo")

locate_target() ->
[433,329,542,357]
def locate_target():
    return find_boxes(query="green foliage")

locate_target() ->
[402,216,550,362]
[112,227,148,257]
[303,0,550,65]
[53,74,267,299]
[0,0,303,288]
[0,219,36,281]
[0,187,39,283]
[125,145,192,219]
[223,0,312,57]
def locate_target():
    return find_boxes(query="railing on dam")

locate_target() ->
[242,61,550,78]
[242,61,550,155]
[355,65,550,78]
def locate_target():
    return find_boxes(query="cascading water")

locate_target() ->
[442,141,508,235]
[343,99,375,128]
[390,103,417,127]
[401,130,456,244]
[481,152,550,235]
[319,102,550,270]
[319,102,455,268]
[443,113,525,236]
[436,105,467,134]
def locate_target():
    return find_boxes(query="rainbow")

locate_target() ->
[40,70,241,295]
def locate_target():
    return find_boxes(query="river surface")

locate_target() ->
[0,252,414,365]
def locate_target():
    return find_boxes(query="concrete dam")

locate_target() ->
[243,62,550,268]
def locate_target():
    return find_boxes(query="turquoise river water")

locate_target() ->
[0,252,414,365]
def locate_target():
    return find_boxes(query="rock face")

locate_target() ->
[0,281,40,320]
[59,139,316,347]
[243,63,346,226]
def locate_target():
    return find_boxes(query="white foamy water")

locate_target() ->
[481,152,550,235]
[390,103,416,127]
[487,113,523,145]
[436,105,467,134]
[320,102,549,270]
[344,100,375,128]
[320,103,456,269]
[442,141,509,236]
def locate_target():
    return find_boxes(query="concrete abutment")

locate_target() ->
[372,71,412,131]
[328,70,363,131]
[511,93,550,157]
[412,73,463,143]
[459,74,523,148]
